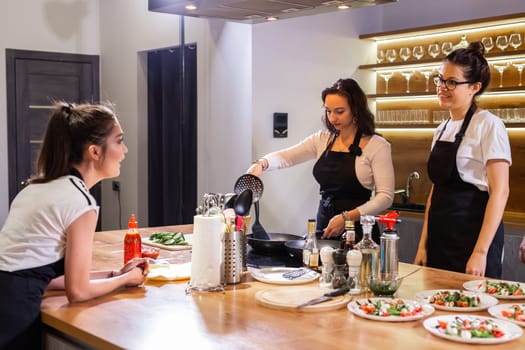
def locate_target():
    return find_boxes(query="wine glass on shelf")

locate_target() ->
[428,43,440,58]
[400,70,415,93]
[441,41,454,56]
[496,35,509,52]
[399,47,411,61]
[419,68,435,92]
[492,62,510,88]
[481,36,494,53]
[377,49,385,63]
[511,61,525,86]
[509,33,522,50]
[385,49,397,63]
[378,72,394,94]
[412,45,424,60]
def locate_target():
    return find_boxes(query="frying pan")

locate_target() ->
[246,233,305,254]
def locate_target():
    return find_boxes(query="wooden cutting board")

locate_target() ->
[255,286,352,312]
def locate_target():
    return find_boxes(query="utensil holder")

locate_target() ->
[222,230,244,284]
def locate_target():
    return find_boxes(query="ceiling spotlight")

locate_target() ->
[338,5,350,9]
[185,4,197,11]
[266,16,278,21]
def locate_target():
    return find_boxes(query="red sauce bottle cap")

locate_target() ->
[128,214,138,229]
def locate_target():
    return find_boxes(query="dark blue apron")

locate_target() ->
[312,132,380,243]
[426,104,503,278]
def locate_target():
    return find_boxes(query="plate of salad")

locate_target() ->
[143,231,192,251]
[423,315,523,344]
[347,298,434,322]
[463,280,525,300]
[415,289,498,312]
[488,303,525,327]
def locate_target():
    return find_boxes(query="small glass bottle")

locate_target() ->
[303,219,319,271]
[124,214,142,263]
[342,219,356,253]
[356,215,379,291]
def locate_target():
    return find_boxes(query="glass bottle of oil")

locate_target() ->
[356,215,379,291]
[303,219,319,271]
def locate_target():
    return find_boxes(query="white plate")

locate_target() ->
[347,297,434,322]
[147,262,191,281]
[463,280,525,300]
[415,289,498,312]
[488,303,525,328]
[423,314,523,344]
[143,234,193,251]
[248,267,319,285]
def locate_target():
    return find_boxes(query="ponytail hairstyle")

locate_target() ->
[321,78,376,136]
[445,41,491,97]
[30,102,117,184]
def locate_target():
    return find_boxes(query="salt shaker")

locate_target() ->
[346,249,362,295]
[319,246,334,288]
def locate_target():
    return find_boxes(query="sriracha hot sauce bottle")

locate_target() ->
[124,214,142,263]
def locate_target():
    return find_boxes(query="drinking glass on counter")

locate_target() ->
[509,33,522,50]
[385,49,397,63]
[412,45,424,60]
[481,36,494,53]
[511,61,525,86]
[496,35,509,51]
[428,43,440,58]
[399,47,411,61]
[379,71,394,94]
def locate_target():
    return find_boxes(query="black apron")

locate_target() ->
[312,132,380,243]
[426,104,503,278]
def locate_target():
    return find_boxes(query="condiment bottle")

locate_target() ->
[378,211,401,280]
[124,214,142,263]
[331,249,347,289]
[342,219,356,253]
[356,215,379,291]
[303,219,319,271]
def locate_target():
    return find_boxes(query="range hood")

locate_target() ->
[148,0,398,24]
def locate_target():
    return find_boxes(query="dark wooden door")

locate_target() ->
[6,49,100,224]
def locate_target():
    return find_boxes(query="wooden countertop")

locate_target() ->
[41,225,525,350]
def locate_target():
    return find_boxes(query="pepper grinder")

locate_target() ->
[346,249,362,295]
[319,246,334,288]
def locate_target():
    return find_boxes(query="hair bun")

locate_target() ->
[466,41,486,57]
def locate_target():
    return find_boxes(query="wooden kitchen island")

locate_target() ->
[41,225,525,350]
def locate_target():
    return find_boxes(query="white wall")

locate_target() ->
[98,1,252,228]
[250,0,525,235]
[0,0,101,225]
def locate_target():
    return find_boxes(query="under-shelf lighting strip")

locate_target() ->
[375,22,524,45]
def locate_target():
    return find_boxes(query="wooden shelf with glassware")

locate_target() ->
[359,12,525,129]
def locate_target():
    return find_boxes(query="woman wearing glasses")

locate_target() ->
[414,42,511,278]
[247,78,394,242]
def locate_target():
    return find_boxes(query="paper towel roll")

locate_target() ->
[190,214,225,289]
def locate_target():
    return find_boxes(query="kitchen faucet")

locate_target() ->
[394,171,420,204]
[406,171,420,199]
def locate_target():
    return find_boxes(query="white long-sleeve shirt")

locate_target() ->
[262,130,395,216]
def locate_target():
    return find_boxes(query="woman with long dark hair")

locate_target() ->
[248,78,394,242]
[0,102,149,349]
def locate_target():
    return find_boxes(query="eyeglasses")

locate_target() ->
[432,75,474,90]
